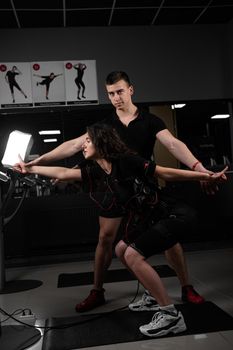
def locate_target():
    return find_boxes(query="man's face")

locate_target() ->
[106,79,133,110]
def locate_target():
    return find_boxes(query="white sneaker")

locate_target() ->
[129,291,160,311]
[139,309,187,337]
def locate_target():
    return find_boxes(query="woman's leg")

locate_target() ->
[115,239,128,266]
[124,245,187,337]
[124,246,172,306]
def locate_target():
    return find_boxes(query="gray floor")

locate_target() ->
[1,243,233,350]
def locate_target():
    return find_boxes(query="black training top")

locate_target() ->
[81,154,157,213]
[102,108,166,159]
[6,71,18,84]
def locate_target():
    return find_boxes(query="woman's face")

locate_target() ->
[82,133,97,159]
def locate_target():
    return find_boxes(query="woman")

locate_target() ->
[14,123,227,338]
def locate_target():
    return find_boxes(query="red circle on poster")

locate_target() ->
[33,63,40,71]
[0,64,7,72]
[65,62,73,69]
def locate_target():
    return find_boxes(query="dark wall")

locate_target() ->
[0,23,232,104]
[4,193,99,259]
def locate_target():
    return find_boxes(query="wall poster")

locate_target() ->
[0,62,33,108]
[64,60,98,105]
[0,60,98,109]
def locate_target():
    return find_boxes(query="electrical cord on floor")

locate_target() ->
[0,281,141,331]
[0,308,25,323]
[43,280,141,332]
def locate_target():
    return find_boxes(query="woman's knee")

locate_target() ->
[124,246,143,267]
[115,240,127,259]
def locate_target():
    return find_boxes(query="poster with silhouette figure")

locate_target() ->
[31,61,65,106]
[0,62,33,108]
[64,60,98,105]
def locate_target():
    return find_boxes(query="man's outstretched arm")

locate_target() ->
[26,133,87,166]
[156,128,227,194]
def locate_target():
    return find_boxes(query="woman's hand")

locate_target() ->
[13,155,29,174]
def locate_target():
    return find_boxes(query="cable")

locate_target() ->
[0,307,33,324]
[0,308,24,323]
[0,280,141,331]
[43,280,141,332]
[4,186,29,225]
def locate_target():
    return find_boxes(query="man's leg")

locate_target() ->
[165,243,188,287]
[75,216,122,312]
[164,201,205,303]
[165,243,205,303]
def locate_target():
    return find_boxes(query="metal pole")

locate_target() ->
[228,101,233,163]
[0,185,6,291]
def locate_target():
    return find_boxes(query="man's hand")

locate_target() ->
[193,161,227,195]
[201,167,227,194]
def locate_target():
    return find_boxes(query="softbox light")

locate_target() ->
[1,130,33,168]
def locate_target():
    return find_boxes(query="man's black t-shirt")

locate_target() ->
[77,108,166,165]
[103,108,166,159]
[6,71,18,85]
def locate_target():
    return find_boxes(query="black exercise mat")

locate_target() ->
[42,302,233,350]
[57,264,176,288]
[0,325,41,350]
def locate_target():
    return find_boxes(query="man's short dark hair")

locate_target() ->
[105,71,131,86]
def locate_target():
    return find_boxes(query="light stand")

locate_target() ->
[0,130,43,294]
[0,170,43,294]
[0,130,43,347]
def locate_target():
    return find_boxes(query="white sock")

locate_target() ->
[159,304,177,314]
[145,290,155,299]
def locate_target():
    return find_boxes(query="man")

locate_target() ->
[27,71,215,312]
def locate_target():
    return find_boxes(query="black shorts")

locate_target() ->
[124,198,197,258]
[98,206,125,218]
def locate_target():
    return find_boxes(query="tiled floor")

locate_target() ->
[1,242,233,350]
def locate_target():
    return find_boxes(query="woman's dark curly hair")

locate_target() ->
[86,123,134,162]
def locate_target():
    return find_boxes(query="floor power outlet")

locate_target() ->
[18,314,36,326]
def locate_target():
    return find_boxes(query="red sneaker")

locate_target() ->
[182,285,205,304]
[75,289,105,312]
